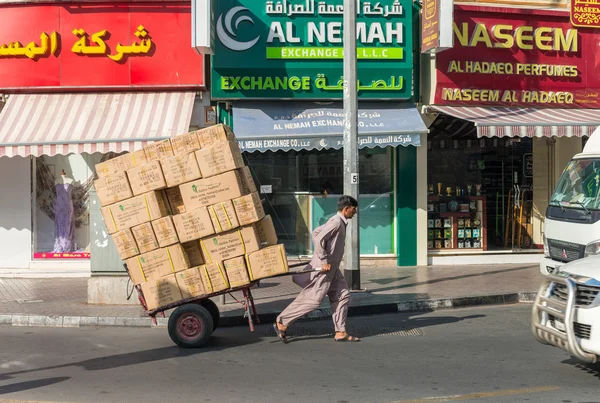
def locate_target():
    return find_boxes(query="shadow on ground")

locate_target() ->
[0,376,70,395]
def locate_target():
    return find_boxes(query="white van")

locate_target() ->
[533,129,600,363]
[541,130,600,275]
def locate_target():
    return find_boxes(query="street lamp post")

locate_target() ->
[343,0,360,290]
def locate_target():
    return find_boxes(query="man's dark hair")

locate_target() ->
[338,195,358,211]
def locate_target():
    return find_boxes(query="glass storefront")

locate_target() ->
[33,153,103,259]
[245,147,395,258]
[427,117,535,252]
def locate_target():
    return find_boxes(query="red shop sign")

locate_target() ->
[0,3,204,91]
[434,6,600,108]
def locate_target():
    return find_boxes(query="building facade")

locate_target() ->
[211,0,428,266]
[0,2,210,276]
[420,3,600,264]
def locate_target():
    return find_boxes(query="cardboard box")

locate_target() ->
[127,160,167,196]
[172,207,215,243]
[100,191,169,234]
[200,226,262,263]
[238,166,258,194]
[95,150,147,178]
[195,141,244,178]
[179,169,250,210]
[160,153,202,188]
[182,241,205,267]
[170,132,201,156]
[233,192,265,226]
[208,200,240,233]
[126,243,190,284]
[144,139,174,162]
[140,274,183,311]
[176,267,206,299]
[223,256,251,288]
[196,124,235,148]
[131,222,159,254]
[112,229,140,261]
[152,216,179,247]
[126,258,146,285]
[200,262,230,293]
[94,172,133,206]
[255,215,278,246]
[165,187,186,215]
[246,244,289,281]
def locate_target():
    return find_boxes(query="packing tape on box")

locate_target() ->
[108,208,118,232]
[209,205,223,233]
[237,230,246,254]
[221,202,233,229]
[136,256,147,282]
[165,247,175,273]
[279,246,288,273]
[217,263,228,288]
[200,240,212,263]
[144,195,151,221]
[203,266,213,293]
[245,254,254,281]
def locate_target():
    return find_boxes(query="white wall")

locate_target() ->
[0,157,32,268]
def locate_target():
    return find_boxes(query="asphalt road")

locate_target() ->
[0,305,599,403]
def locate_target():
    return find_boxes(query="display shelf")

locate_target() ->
[426,195,487,251]
[440,212,470,218]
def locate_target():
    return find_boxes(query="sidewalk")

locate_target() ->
[0,264,543,328]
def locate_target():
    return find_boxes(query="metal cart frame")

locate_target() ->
[126,262,307,348]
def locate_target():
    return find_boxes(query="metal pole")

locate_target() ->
[343,0,360,290]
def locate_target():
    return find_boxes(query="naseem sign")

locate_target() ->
[0,3,204,90]
[570,0,600,28]
[435,6,600,108]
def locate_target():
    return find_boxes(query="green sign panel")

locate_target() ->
[211,0,414,100]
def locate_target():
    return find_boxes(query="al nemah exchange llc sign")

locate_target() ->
[211,0,413,100]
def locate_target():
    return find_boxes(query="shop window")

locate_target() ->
[244,147,395,257]
[33,153,102,259]
[427,116,535,252]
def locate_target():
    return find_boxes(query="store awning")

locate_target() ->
[232,102,427,152]
[430,106,600,138]
[0,92,195,158]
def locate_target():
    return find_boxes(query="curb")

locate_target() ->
[0,291,537,329]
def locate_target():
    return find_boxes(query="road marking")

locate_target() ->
[389,386,561,403]
[0,400,77,403]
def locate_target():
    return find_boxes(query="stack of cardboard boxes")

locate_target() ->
[95,125,289,310]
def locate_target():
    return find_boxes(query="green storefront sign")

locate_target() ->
[211,0,413,100]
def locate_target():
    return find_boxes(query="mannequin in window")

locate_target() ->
[53,169,75,253]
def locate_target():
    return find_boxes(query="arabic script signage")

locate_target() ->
[0,3,204,90]
[421,0,453,53]
[434,6,600,108]
[211,0,413,100]
[570,0,600,27]
[232,102,425,151]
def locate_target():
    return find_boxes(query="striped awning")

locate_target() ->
[430,106,600,138]
[0,92,195,158]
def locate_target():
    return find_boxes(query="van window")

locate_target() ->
[550,158,600,210]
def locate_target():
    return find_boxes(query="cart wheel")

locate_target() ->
[199,299,220,330]
[168,304,214,348]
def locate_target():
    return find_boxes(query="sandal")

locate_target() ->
[273,323,288,344]
[335,334,360,342]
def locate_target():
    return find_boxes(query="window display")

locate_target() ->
[33,153,102,259]
[245,147,395,257]
[427,116,534,251]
